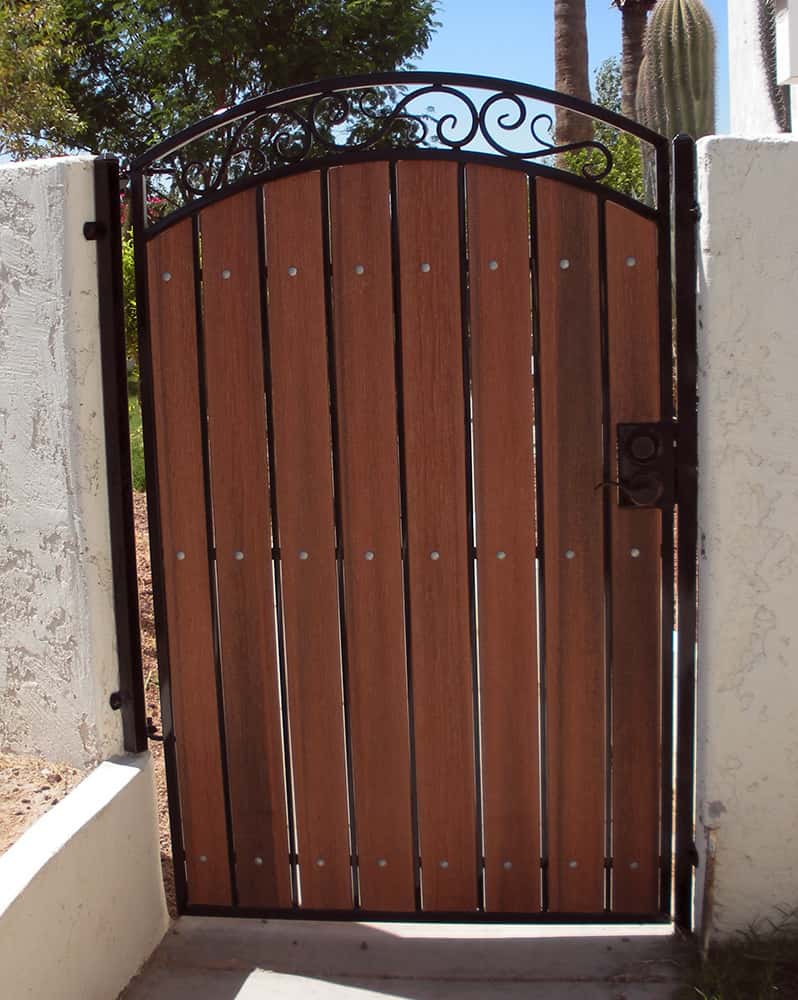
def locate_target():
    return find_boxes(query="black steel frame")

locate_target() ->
[124,72,698,933]
[91,156,148,754]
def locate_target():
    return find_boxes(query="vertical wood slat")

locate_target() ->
[467,165,541,912]
[263,171,353,910]
[396,160,478,912]
[146,220,232,905]
[199,190,292,908]
[329,164,416,911]
[536,179,606,913]
[606,202,662,913]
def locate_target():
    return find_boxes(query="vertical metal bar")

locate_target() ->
[597,198,614,912]
[528,175,549,912]
[256,184,299,906]
[130,169,188,912]
[457,164,486,912]
[91,156,148,754]
[655,137,676,915]
[191,213,239,906]
[673,133,699,934]
[389,163,423,912]
[319,168,361,909]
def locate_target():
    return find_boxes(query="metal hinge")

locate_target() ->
[146,717,165,742]
[614,421,676,509]
[83,220,107,241]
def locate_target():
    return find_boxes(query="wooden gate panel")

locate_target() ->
[396,161,478,912]
[199,190,292,908]
[467,164,541,912]
[536,179,606,913]
[328,163,415,911]
[605,202,662,913]
[146,220,232,905]
[263,172,352,910]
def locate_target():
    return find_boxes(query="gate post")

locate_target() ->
[674,134,699,934]
[90,156,148,753]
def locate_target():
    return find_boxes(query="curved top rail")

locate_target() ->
[131,70,666,172]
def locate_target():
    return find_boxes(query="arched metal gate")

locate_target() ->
[100,72,698,929]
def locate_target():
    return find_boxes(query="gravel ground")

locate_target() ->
[0,492,176,919]
[133,489,177,917]
[0,751,86,856]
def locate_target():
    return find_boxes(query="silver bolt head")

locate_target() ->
[488,260,499,271]
[288,266,298,277]
[503,860,513,870]
[439,859,449,869]
[420,262,431,273]
[364,550,375,561]
[222,268,232,280]
[565,549,576,560]
[626,256,637,268]
[568,859,578,869]
[199,854,208,863]
[315,857,326,867]
[630,860,640,870]
[559,259,570,270]
[355,264,365,275]
[496,550,507,560]
[234,550,244,561]
[298,550,309,561]
[430,550,440,561]
[176,550,186,561]
[162,271,172,282]
[377,858,388,868]
[254,856,263,866]
[630,547,641,559]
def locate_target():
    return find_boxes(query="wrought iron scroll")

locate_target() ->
[133,73,665,224]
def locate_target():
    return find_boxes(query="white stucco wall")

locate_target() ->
[696,135,798,936]
[0,753,169,999]
[0,156,123,766]
[728,0,787,134]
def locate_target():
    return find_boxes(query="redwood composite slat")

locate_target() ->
[467,165,541,912]
[146,220,232,905]
[263,172,352,910]
[396,161,477,912]
[536,179,605,913]
[200,190,292,908]
[605,202,662,913]
[329,164,415,911]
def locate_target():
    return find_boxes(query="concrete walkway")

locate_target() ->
[122,918,691,999]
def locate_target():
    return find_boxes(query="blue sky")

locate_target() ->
[416,0,730,132]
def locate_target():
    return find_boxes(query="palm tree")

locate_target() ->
[554,0,592,143]
[611,0,658,120]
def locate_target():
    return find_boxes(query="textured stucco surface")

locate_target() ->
[0,156,122,766]
[728,0,787,135]
[696,136,798,935]
[0,753,168,999]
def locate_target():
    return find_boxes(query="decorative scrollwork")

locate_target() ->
[138,75,647,221]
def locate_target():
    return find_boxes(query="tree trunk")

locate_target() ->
[554,0,592,143]
[620,3,651,119]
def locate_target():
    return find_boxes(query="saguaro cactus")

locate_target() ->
[758,0,790,132]
[636,0,716,138]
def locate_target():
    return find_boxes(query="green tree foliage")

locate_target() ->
[57,0,438,159]
[0,0,84,157]
[564,57,644,201]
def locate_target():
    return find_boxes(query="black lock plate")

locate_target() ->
[617,422,675,509]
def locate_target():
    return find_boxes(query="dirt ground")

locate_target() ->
[0,751,86,856]
[133,490,177,917]
[0,492,175,917]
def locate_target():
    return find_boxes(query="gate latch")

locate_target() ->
[616,422,675,509]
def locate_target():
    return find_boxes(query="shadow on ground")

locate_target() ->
[121,917,690,999]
